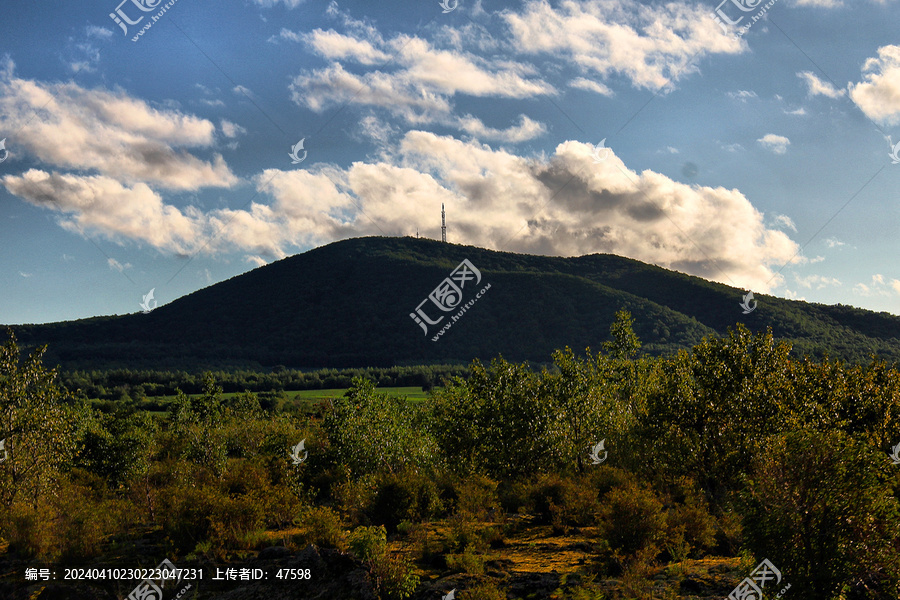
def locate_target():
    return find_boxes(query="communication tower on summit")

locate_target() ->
[441,203,446,243]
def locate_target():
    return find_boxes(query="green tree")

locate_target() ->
[324,377,438,476]
[0,332,83,507]
[603,309,641,360]
[741,429,900,599]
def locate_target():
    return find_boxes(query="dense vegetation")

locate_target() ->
[59,364,466,403]
[2,313,900,599]
[9,237,900,371]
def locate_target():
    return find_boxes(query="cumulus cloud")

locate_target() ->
[3,131,801,291]
[0,62,239,191]
[288,0,741,138]
[290,36,553,126]
[853,273,900,296]
[569,77,614,96]
[758,134,791,154]
[849,45,900,126]
[220,120,246,138]
[795,274,841,289]
[773,214,797,232]
[503,0,743,91]
[797,71,844,98]
[457,114,547,143]
[2,170,205,254]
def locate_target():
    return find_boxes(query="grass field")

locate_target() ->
[91,386,434,414]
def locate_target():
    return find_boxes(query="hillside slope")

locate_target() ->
[8,236,900,370]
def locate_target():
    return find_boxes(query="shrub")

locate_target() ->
[529,474,599,531]
[369,551,420,600]
[458,580,507,600]
[367,470,443,532]
[294,506,347,552]
[453,474,499,520]
[349,525,387,561]
[598,482,665,560]
[446,546,485,575]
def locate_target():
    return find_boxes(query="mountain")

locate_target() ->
[7,236,900,370]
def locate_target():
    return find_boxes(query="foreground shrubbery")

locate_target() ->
[2,313,900,599]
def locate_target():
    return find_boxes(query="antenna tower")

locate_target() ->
[441,203,446,243]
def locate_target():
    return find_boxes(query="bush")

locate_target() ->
[367,471,443,532]
[349,525,387,561]
[294,506,347,551]
[453,474,499,520]
[446,547,485,575]
[369,551,420,600]
[458,580,507,600]
[529,474,599,531]
[598,482,665,560]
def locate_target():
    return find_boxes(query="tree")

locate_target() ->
[0,331,83,507]
[741,430,900,599]
[603,309,641,360]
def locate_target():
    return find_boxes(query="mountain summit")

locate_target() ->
[9,236,900,370]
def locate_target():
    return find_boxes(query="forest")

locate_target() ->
[1,312,899,599]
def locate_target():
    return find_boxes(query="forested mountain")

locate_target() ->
[7,236,900,370]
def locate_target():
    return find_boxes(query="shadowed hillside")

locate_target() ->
[7,236,900,370]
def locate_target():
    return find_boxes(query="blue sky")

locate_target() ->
[1,0,900,325]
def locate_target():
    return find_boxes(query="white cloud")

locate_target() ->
[824,237,846,248]
[783,289,806,301]
[0,62,239,191]
[220,120,246,138]
[569,77,614,96]
[849,45,900,126]
[728,90,758,101]
[852,274,900,296]
[797,71,844,98]
[2,170,205,255]
[503,0,743,92]
[773,214,797,232]
[758,134,791,154]
[107,258,131,272]
[250,0,306,7]
[795,274,841,289]
[302,29,391,64]
[18,272,32,278]
[245,255,269,267]
[86,26,113,39]
[5,132,801,291]
[457,114,546,143]
[793,0,843,8]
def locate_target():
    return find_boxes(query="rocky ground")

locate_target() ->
[0,518,748,600]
